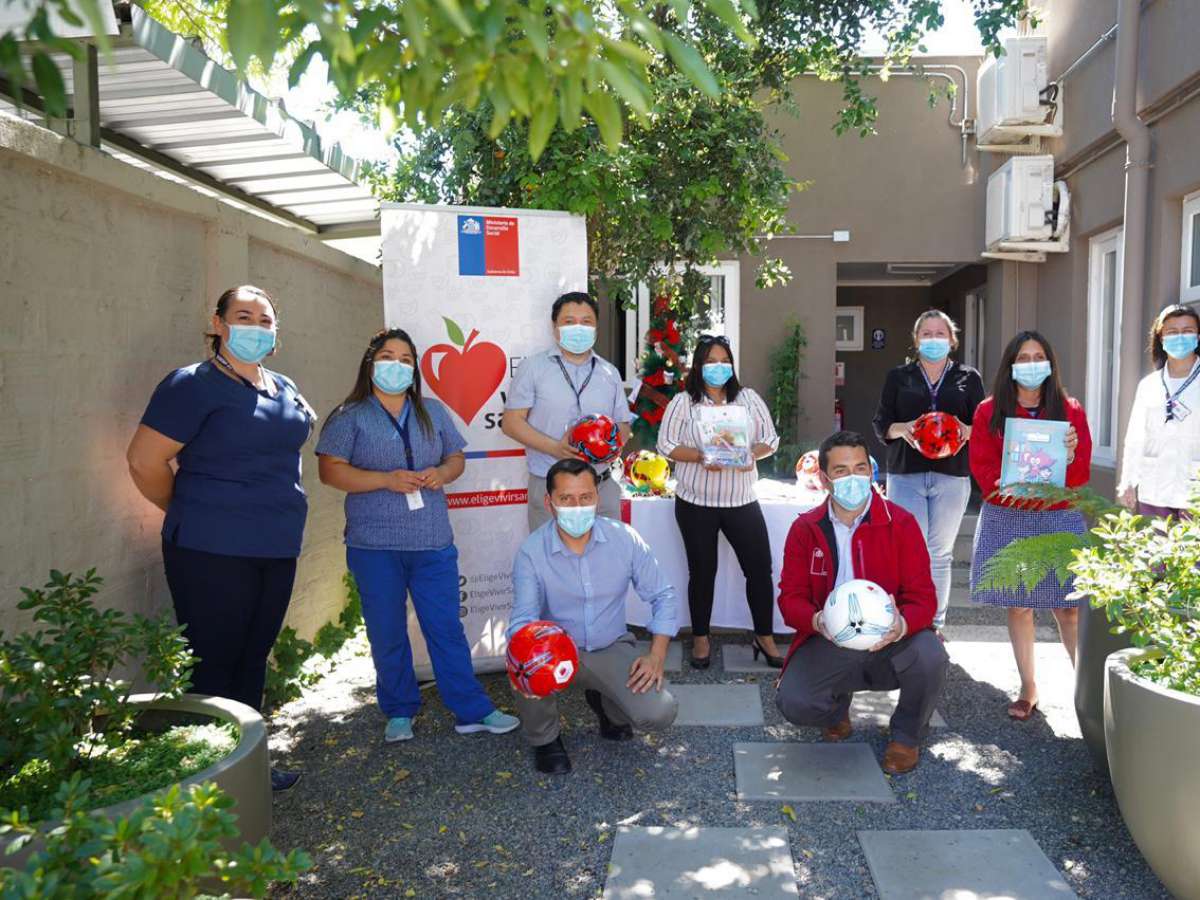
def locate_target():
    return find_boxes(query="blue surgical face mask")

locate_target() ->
[1162,333,1199,360]
[372,361,414,394]
[702,363,734,387]
[1012,360,1052,389]
[554,504,596,538]
[225,324,275,364]
[830,474,872,511]
[918,338,951,363]
[558,324,596,355]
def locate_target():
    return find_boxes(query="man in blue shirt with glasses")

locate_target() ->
[508,458,679,774]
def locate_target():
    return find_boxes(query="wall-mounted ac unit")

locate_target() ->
[976,37,1062,151]
[984,155,1069,262]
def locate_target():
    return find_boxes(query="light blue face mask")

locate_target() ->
[1012,360,1052,389]
[554,504,596,538]
[918,338,951,363]
[1162,333,1199,360]
[372,361,414,394]
[702,363,734,387]
[558,324,596,355]
[830,474,872,511]
[225,324,276,364]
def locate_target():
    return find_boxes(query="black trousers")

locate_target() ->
[162,539,297,712]
[673,497,775,637]
[775,630,949,746]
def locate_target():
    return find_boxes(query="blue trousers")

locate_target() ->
[347,545,495,723]
[886,472,971,628]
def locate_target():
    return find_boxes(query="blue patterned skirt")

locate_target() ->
[969,502,1086,609]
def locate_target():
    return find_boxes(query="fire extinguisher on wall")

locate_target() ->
[833,397,844,432]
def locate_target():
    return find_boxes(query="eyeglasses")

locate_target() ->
[698,334,730,347]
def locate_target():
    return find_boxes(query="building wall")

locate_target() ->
[0,116,383,638]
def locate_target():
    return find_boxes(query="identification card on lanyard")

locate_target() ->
[555,356,597,415]
[1163,361,1200,423]
[375,399,425,510]
[919,362,950,412]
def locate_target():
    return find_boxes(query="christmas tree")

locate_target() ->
[631,295,688,447]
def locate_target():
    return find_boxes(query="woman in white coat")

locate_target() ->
[1118,304,1200,518]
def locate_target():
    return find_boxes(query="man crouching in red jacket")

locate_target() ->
[776,431,949,774]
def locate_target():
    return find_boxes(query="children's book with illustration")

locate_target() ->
[1000,417,1069,491]
[695,404,753,468]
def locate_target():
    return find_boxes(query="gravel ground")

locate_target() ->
[265,625,1167,899]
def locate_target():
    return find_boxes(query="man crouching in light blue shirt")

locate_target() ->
[507,457,679,775]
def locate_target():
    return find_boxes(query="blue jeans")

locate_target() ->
[347,545,495,724]
[886,472,971,628]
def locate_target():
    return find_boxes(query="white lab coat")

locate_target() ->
[1118,362,1200,509]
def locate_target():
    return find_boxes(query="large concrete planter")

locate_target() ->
[1104,648,1200,899]
[1074,598,1131,777]
[5,693,268,871]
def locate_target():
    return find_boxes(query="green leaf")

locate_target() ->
[528,100,557,161]
[599,60,649,115]
[699,0,756,46]
[32,51,66,117]
[287,42,323,90]
[599,36,653,67]
[559,77,583,132]
[431,0,475,37]
[583,91,623,153]
[226,0,279,70]
[661,32,718,98]
[443,316,466,346]
[399,1,428,56]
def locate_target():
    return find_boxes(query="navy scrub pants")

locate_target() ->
[347,544,495,724]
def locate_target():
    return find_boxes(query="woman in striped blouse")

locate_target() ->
[656,335,782,668]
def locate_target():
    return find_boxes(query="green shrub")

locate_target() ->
[0,776,310,899]
[0,570,193,780]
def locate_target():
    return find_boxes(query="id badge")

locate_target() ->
[1171,398,1192,422]
[406,490,425,511]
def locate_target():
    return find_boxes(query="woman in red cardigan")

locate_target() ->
[968,331,1092,721]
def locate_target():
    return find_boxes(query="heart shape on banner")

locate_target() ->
[420,316,507,426]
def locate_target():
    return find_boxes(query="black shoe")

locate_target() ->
[270,768,302,792]
[751,636,785,669]
[585,689,634,741]
[534,736,572,774]
[689,638,712,670]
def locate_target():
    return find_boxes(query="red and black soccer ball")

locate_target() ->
[569,414,623,464]
[911,412,966,460]
[506,621,579,698]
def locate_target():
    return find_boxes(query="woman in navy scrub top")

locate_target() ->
[126,285,313,792]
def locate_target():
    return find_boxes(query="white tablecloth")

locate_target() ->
[622,481,826,634]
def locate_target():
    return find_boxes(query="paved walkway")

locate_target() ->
[266,619,1164,899]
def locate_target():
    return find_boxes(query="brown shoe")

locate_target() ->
[821,716,852,742]
[881,741,920,774]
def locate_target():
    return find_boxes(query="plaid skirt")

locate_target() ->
[969,502,1086,609]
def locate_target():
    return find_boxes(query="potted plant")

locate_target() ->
[0,570,278,869]
[1069,507,1200,899]
[978,487,1135,775]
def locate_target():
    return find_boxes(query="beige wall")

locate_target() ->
[0,116,383,639]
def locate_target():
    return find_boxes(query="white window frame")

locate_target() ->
[623,261,741,381]
[1086,226,1124,466]
[1181,189,1200,305]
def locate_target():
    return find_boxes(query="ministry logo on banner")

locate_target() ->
[457,215,520,277]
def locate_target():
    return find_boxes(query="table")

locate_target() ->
[621,481,826,634]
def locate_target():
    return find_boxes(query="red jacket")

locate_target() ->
[778,491,937,667]
[969,396,1092,509]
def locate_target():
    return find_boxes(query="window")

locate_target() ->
[834,306,864,351]
[964,290,986,376]
[1087,227,1123,465]
[1182,190,1200,305]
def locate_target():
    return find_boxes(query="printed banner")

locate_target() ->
[381,203,588,676]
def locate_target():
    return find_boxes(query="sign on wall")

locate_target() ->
[381,203,588,676]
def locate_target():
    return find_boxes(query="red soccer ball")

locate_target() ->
[569,414,623,464]
[506,621,580,698]
[911,411,965,460]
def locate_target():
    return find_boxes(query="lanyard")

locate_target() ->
[554,356,596,412]
[375,397,414,470]
[214,353,274,395]
[1162,359,1200,422]
[918,361,950,411]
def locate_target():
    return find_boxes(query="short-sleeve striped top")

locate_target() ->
[656,387,779,507]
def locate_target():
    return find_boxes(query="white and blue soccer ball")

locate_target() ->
[823,579,895,651]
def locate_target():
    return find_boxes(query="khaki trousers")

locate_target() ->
[512,633,678,746]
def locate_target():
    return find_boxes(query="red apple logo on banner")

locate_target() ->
[421,316,507,425]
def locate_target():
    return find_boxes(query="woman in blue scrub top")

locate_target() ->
[316,328,519,744]
[127,285,314,791]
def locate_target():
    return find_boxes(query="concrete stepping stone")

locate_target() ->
[672,684,765,727]
[733,742,895,803]
[721,642,780,673]
[852,691,947,730]
[603,826,799,898]
[635,640,683,672]
[858,829,1076,899]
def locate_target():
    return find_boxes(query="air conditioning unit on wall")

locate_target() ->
[984,155,1069,262]
[976,36,1063,152]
